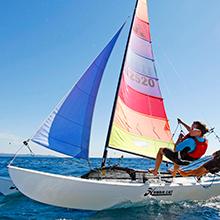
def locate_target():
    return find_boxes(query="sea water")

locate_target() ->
[0,157,220,220]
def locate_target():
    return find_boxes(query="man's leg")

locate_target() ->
[149,148,164,176]
[174,133,184,151]
[178,166,208,177]
[171,163,179,177]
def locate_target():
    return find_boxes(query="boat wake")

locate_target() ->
[91,198,220,220]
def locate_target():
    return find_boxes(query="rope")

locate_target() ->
[172,123,181,139]
[87,159,92,170]
[73,158,92,170]
[195,174,216,189]
[208,128,220,143]
[156,42,220,148]
[61,158,92,176]
[8,139,34,166]
[156,63,179,118]
[8,144,25,166]
[165,123,181,168]
[214,173,220,178]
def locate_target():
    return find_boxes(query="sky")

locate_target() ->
[1,0,220,157]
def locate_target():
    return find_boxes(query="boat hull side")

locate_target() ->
[8,165,146,210]
[8,165,220,210]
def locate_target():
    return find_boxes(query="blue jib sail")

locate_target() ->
[32,25,124,159]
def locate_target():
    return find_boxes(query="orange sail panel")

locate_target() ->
[108,0,174,159]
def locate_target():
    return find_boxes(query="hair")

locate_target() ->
[193,121,209,135]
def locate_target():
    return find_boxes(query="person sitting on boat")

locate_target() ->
[178,150,220,179]
[150,119,209,176]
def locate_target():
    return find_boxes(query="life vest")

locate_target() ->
[181,133,208,159]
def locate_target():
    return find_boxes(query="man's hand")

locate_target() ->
[177,118,182,124]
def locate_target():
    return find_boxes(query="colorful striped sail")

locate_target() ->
[108,0,174,159]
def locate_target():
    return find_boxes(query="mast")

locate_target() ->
[101,0,139,167]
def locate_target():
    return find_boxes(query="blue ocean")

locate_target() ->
[0,157,220,220]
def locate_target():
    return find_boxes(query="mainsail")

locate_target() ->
[31,25,124,159]
[107,0,174,159]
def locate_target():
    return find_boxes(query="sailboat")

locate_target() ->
[8,0,220,211]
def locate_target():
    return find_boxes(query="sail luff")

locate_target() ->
[101,0,139,167]
[31,25,124,159]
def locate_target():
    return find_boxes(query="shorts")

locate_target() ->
[163,148,196,166]
[203,157,220,174]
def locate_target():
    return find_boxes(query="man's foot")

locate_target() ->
[168,169,177,177]
[168,169,173,174]
[196,175,203,182]
[178,169,187,177]
[148,169,158,176]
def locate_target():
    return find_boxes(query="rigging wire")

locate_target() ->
[195,174,217,189]
[156,63,180,120]
[8,139,34,166]
[156,43,220,148]
[87,159,92,170]
[8,145,25,166]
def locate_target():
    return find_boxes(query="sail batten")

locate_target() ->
[31,24,124,159]
[107,0,174,159]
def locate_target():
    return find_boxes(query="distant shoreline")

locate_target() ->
[0,154,138,159]
[0,154,56,158]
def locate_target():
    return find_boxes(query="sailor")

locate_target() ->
[178,150,220,179]
[149,119,209,176]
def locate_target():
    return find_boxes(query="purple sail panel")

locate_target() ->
[126,49,156,77]
[124,67,162,98]
[129,32,153,60]
[32,25,124,159]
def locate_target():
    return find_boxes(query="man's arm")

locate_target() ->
[177,118,191,132]
[177,119,202,136]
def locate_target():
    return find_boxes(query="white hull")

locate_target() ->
[0,176,18,196]
[8,165,220,210]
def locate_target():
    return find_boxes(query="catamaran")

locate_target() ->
[8,0,220,211]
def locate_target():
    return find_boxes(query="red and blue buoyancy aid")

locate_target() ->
[182,134,208,159]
